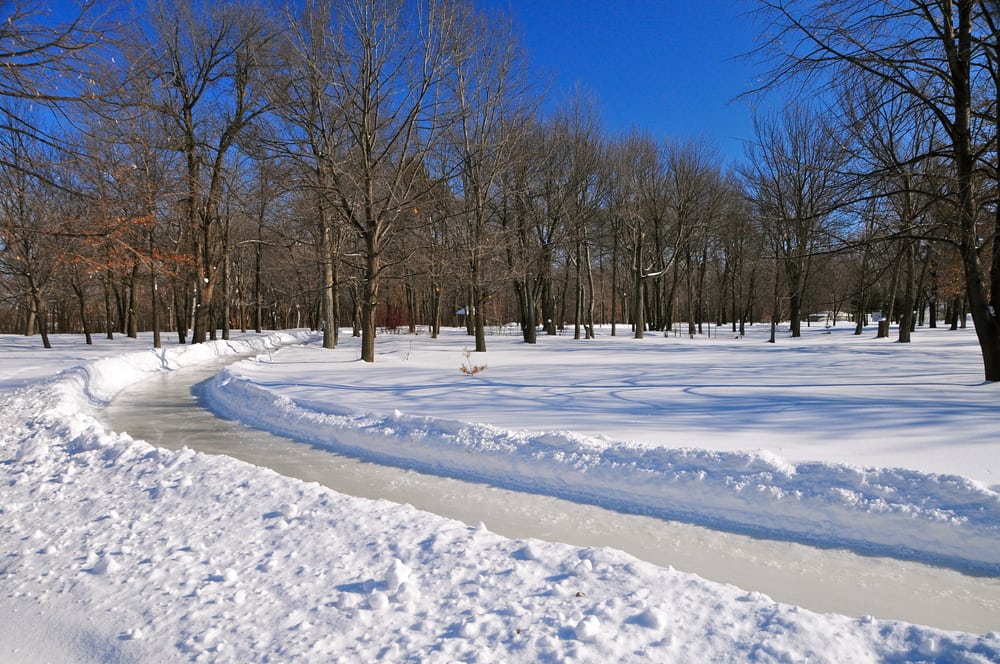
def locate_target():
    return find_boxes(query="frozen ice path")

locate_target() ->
[100,358,1000,634]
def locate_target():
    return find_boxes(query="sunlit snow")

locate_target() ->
[1,324,998,662]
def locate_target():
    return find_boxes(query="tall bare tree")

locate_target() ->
[271,0,349,349]
[842,77,946,342]
[603,130,670,339]
[320,0,461,362]
[0,1,109,346]
[756,0,1000,376]
[742,105,848,338]
[0,116,56,346]
[499,122,545,343]
[664,138,727,336]
[441,3,534,352]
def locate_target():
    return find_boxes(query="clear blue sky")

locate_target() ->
[480,0,763,164]
[47,1,764,162]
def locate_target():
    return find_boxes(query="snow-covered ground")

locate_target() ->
[1,325,999,662]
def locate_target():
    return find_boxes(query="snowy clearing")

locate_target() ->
[1,326,999,662]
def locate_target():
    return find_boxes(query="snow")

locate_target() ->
[204,326,1000,574]
[1,325,999,662]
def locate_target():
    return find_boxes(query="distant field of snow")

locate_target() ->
[1,326,998,662]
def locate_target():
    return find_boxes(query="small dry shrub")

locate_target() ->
[460,348,487,376]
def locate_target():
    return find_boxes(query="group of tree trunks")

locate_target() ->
[0,1,997,379]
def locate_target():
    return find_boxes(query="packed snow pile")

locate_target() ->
[2,329,999,662]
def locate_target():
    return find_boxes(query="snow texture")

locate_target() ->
[1,327,998,663]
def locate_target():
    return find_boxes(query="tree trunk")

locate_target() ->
[573,240,583,340]
[128,261,139,339]
[728,258,738,333]
[514,280,537,344]
[854,242,870,336]
[149,231,161,349]
[769,257,780,343]
[360,234,379,363]
[665,259,681,333]
[221,251,231,342]
[696,246,709,335]
[71,282,93,345]
[320,211,337,349]
[192,275,216,344]
[741,263,756,337]
[633,278,645,340]
[192,201,219,344]
[173,281,189,344]
[898,240,916,343]
[104,273,114,340]
[471,234,487,352]
[23,300,36,337]
[632,232,645,339]
[610,221,619,336]
[473,290,487,352]
[556,266,571,333]
[541,270,557,336]
[787,258,803,338]
[30,287,51,349]
[351,285,362,338]
[430,282,442,339]
[584,242,596,338]
[686,251,696,337]
[254,224,263,333]
[151,280,161,349]
[949,1,1000,379]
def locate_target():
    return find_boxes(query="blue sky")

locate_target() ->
[44,1,764,162]
[481,0,764,164]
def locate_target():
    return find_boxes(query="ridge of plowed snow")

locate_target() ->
[204,360,1000,574]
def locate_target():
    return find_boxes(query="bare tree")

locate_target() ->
[756,0,1000,376]
[441,2,534,352]
[0,2,112,346]
[554,93,604,341]
[742,105,848,338]
[499,122,546,343]
[321,0,461,362]
[663,138,727,336]
[604,130,670,339]
[717,178,762,337]
[0,117,57,346]
[269,0,350,349]
[844,78,946,342]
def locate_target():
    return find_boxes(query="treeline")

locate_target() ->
[0,1,997,378]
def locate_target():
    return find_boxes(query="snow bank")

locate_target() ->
[205,355,1000,575]
[69,331,313,403]
[1,332,999,662]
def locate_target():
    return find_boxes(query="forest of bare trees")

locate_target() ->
[0,0,997,378]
